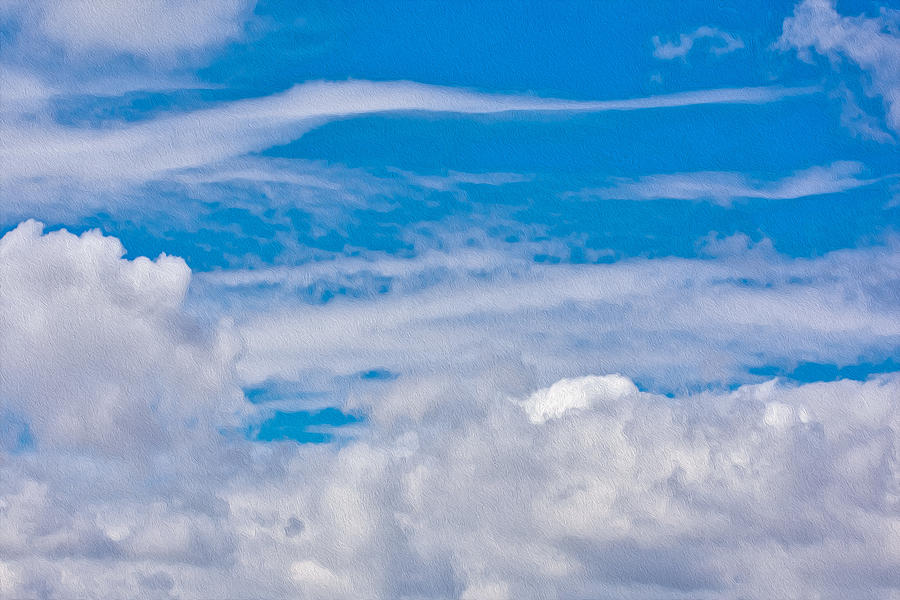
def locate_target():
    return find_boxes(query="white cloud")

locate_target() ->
[0,221,253,596]
[779,0,900,135]
[2,222,900,598]
[653,26,744,60]
[199,246,508,292]
[34,0,254,59]
[0,220,246,454]
[232,233,900,395]
[519,374,638,423]
[0,66,56,117]
[835,85,895,143]
[230,372,900,599]
[0,1,253,110]
[0,79,819,212]
[583,161,886,205]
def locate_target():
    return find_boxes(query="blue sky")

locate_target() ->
[2,1,900,598]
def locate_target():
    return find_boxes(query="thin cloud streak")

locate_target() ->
[578,161,893,206]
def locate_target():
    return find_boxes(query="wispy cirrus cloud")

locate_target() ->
[578,161,889,206]
[1,80,819,197]
[230,233,900,393]
[779,0,900,137]
[386,169,534,192]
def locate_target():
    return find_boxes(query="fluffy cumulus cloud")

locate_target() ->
[322,373,900,599]
[0,222,250,596]
[0,221,244,452]
[2,223,900,598]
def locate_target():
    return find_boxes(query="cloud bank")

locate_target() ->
[2,1,899,598]
[234,235,900,398]
[2,221,898,598]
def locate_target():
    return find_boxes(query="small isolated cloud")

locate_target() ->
[586,161,885,206]
[779,0,900,136]
[653,26,744,60]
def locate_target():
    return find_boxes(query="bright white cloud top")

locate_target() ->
[1,1,899,599]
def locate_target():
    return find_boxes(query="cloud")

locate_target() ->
[830,84,896,143]
[582,161,887,205]
[2,222,900,598]
[519,374,639,423]
[779,0,900,135]
[199,246,509,290]
[232,232,900,396]
[17,0,255,60]
[340,372,900,599]
[653,26,744,60]
[2,3,897,597]
[0,79,819,211]
[0,221,255,595]
[0,66,56,116]
[386,169,534,192]
[0,1,254,108]
[0,220,246,454]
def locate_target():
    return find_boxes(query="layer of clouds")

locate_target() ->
[582,161,887,205]
[2,1,899,596]
[2,222,899,598]
[0,222,900,598]
[217,371,900,599]
[231,231,900,395]
[0,66,57,117]
[779,0,900,136]
[0,0,255,121]
[653,26,745,60]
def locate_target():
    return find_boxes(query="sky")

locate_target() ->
[1,0,900,598]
